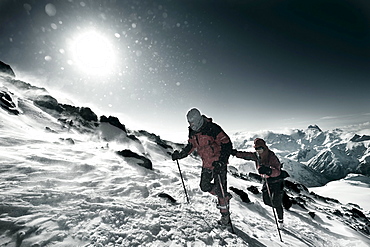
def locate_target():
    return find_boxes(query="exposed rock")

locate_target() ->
[116,149,152,170]
[356,158,370,176]
[45,127,57,133]
[0,61,15,78]
[59,138,75,145]
[136,130,172,149]
[309,191,340,204]
[308,124,322,132]
[34,95,63,113]
[307,145,359,181]
[10,79,47,92]
[247,185,260,195]
[78,107,98,122]
[0,90,19,115]
[349,207,367,219]
[285,180,308,193]
[62,105,98,122]
[308,212,316,219]
[158,193,177,204]
[248,172,263,183]
[100,115,126,132]
[229,186,251,203]
[350,134,370,142]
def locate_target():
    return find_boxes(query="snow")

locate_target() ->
[0,75,369,246]
[311,174,370,212]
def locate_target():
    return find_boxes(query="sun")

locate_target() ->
[70,30,116,76]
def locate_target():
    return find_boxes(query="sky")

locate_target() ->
[1,0,369,142]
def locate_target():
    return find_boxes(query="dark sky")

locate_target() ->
[1,0,369,141]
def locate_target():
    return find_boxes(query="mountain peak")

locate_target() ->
[307,124,322,132]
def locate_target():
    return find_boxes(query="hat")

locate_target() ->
[254,138,267,148]
[186,108,204,131]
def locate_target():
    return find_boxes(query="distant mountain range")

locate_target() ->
[232,123,370,187]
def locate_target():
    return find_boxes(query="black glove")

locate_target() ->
[231,149,237,156]
[243,154,257,161]
[212,161,225,174]
[171,150,184,161]
[258,166,272,176]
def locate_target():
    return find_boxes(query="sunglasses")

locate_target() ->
[255,146,264,151]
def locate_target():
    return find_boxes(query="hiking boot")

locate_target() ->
[218,213,231,226]
[217,192,232,213]
[278,219,284,230]
[216,203,229,210]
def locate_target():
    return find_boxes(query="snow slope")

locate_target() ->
[311,174,370,212]
[0,74,369,246]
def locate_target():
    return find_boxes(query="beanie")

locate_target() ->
[186,108,204,131]
[254,138,267,148]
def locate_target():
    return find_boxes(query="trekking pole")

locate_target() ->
[217,174,235,234]
[264,176,283,242]
[176,160,190,203]
[255,153,282,242]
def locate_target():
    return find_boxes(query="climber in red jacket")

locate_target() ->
[232,138,287,229]
[172,108,233,226]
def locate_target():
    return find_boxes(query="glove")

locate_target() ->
[212,161,225,174]
[231,149,237,156]
[171,150,184,161]
[258,166,272,176]
[243,153,257,161]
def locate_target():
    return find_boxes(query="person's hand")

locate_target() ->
[171,151,181,161]
[258,166,272,176]
[231,149,237,156]
[212,161,225,174]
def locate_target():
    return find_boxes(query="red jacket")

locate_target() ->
[235,149,281,178]
[181,116,232,169]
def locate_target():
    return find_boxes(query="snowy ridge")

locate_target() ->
[231,123,370,185]
[0,72,369,246]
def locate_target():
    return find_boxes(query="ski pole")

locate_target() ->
[176,160,190,203]
[264,176,283,242]
[217,173,235,234]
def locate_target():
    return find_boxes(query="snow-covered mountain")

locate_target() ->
[232,123,370,185]
[0,63,369,246]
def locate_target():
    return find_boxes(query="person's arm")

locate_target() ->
[171,142,193,160]
[216,131,232,163]
[234,150,257,161]
[258,152,281,177]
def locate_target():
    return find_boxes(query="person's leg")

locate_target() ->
[199,168,214,193]
[273,191,284,220]
[213,166,227,197]
[214,166,231,207]
[263,181,284,226]
[272,181,284,220]
[271,181,284,229]
[262,183,273,207]
[275,197,284,229]
[214,166,232,225]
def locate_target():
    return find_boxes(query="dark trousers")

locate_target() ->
[200,167,230,214]
[199,167,227,197]
[262,180,284,220]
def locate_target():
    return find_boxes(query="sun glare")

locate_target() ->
[71,30,116,76]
